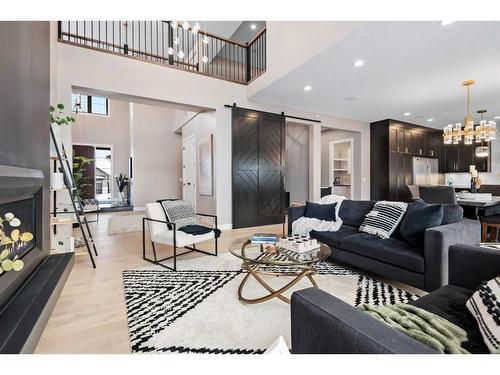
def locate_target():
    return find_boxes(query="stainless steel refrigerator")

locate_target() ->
[412,157,439,185]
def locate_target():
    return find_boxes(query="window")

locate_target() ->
[71,94,109,116]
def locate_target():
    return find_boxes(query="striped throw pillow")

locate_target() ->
[466,277,500,354]
[359,201,408,239]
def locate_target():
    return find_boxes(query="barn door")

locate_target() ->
[232,107,285,228]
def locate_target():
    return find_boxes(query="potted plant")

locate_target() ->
[115,173,129,203]
[72,156,93,199]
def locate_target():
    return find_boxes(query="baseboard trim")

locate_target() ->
[218,223,232,231]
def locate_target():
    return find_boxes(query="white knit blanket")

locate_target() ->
[291,195,345,236]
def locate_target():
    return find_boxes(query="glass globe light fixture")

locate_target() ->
[167,47,174,55]
[178,51,185,59]
[171,21,178,29]
[202,55,209,63]
[192,23,200,34]
[475,146,489,157]
[182,21,190,30]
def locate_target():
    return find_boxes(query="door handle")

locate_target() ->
[186,182,191,185]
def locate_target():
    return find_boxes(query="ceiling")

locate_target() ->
[193,21,266,44]
[251,21,500,128]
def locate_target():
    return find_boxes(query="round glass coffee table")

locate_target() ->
[228,237,331,304]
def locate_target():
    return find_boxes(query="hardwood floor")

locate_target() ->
[35,211,284,353]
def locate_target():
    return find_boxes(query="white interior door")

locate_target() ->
[182,136,197,209]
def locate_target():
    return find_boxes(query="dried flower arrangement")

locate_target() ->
[0,213,33,274]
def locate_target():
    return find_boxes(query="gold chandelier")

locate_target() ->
[443,80,497,145]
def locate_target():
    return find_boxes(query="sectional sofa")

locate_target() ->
[288,199,481,292]
[291,244,500,354]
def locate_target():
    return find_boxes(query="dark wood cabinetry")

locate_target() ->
[371,119,444,201]
[371,119,493,201]
[443,141,491,173]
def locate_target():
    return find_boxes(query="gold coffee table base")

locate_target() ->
[238,262,318,304]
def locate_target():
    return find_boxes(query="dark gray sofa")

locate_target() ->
[291,244,500,354]
[288,200,481,292]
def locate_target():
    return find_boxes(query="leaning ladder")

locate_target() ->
[50,123,98,268]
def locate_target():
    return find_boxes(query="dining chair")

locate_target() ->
[479,184,500,196]
[406,185,420,200]
[479,184,500,241]
[418,186,457,205]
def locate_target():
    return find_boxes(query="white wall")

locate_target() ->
[131,103,182,208]
[181,111,217,215]
[248,22,363,98]
[51,22,371,227]
[71,99,130,200]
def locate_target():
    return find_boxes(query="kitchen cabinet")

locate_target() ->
[443,142,491,173]
[371,119,445,201]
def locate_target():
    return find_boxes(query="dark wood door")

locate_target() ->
[232,108,285,228]
[396,129,405,153]
[428,132,446,172]
[444,144,459,172]
[458,143,474,172]
[72,145,95,199]
[404,130,413,155]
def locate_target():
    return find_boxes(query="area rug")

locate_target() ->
[122,253,420,353]
[108,214,145,235]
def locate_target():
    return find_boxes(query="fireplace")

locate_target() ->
[0,165,45,308]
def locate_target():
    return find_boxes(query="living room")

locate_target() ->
[1,1,500,374]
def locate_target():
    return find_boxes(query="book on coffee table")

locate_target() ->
[251,233,278,244]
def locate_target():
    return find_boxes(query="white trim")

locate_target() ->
[329,138,354,199]
[133,206,146,212]
[182,134,197,210]
[218,223,232,231]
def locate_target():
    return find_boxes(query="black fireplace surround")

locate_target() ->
[0,165,74,353]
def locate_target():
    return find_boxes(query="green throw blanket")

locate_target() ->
[358,303,469,354]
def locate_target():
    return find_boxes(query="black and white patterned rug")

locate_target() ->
[123,254,420,353]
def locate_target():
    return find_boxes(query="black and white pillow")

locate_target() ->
[359,201,408,239]
[466,277,500,354]
[160,199,198,229]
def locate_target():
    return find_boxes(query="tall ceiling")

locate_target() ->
[194,21,266,44]
[252,21,500,128]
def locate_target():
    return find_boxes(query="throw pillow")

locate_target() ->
[466,276,500,354]
[305,201,337,222]
[359,201,408,239]
[399,199,444,247]
[159,199,198,229]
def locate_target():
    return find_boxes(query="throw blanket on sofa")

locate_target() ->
[359,303,469,354]
[291,195,345,236]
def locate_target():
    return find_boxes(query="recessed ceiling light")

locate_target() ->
[303,85,312,92]
[354,60,364,67]
[250,24,257,30]
[440,20,455,26]
[404,112,411,116]
[427,118,434,122]
[495,116,500,119]
[316,115,320,119]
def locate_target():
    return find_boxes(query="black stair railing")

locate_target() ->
[58,21,266,84]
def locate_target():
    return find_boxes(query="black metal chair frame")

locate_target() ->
[142,213,218,271]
